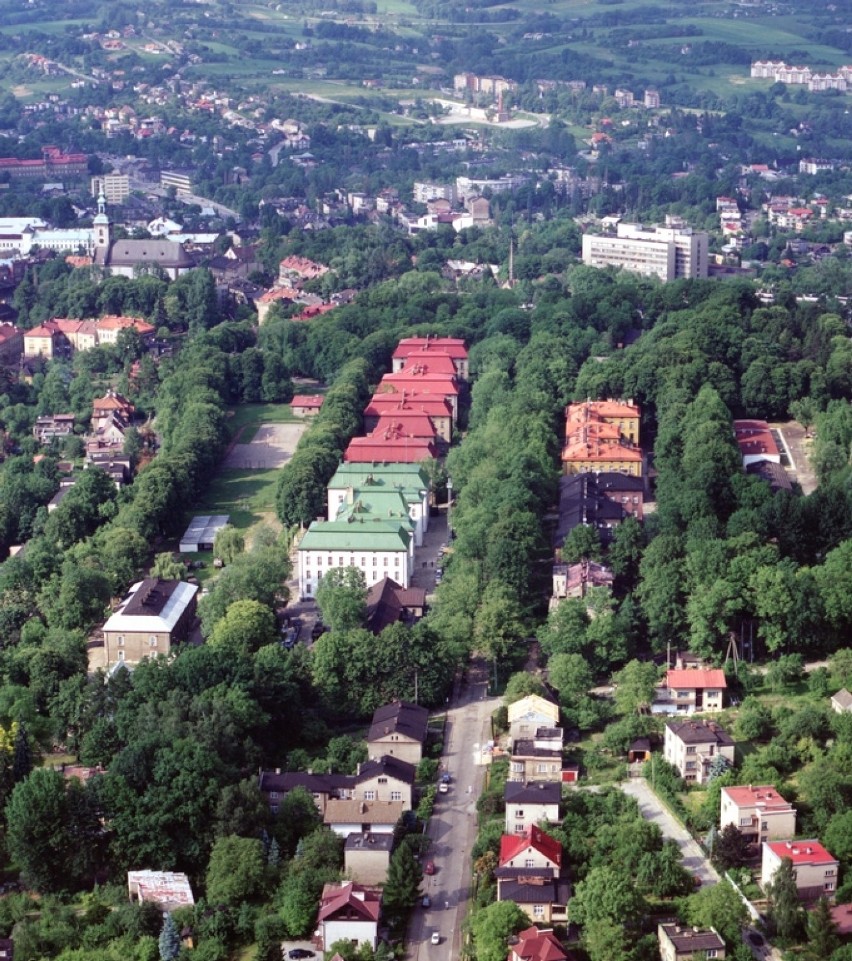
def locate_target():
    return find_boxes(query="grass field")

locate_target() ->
[226,402,300,440]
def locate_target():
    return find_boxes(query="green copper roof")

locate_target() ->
[299,517,412,551]
[327,463,430,491]
[335,490,416,529]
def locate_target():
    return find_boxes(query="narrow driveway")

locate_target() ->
[408,661,498,961]
[620,778,720,887]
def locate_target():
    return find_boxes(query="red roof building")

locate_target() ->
[364,394,454,442]
[291,394,325,415]
[663,668,727,714]
[344,428,437,464]
[373,412,437,441]
[733,419,781,467]
[762,840,839,901]
[508,927,570,961]
[499,826,563,871]
[316,881,381,951]
[378,370,459,420]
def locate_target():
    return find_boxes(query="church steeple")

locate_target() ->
[93,190,111,250]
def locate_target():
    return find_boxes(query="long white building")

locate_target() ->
[582,220,708,282]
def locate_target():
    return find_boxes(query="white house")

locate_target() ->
[316,881,381,951]
[504,781,561,834]
[508,694,560,741]
[761,840,839,901]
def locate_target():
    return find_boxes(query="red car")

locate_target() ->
[424,861,435,875]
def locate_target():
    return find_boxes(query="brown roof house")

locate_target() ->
[663,719,735,785]
[366,700,429,764]
[101,578,198,668]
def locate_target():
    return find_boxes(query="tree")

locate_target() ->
[767,857,803,941]
[805,897,839,961]
[315,566,367,632]
[210,599,278,655]
[685,879,748,945]
[612,660,659,715]
[561,524,602,564]
[206,836,266,906]
[503,672,546,705]
[150,552,185,581]
[383,843,423,920]
[273,786,321,857]
[582,919,631,961]
[570,866,646,929]
[213,525,245,565]
[470,901,528,961]
[5,768,98,893]
[713,824,750,871]
[158,913,181,961]
[548,653,594,703]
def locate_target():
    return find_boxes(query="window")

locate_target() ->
[270,792,279,800]
[515,810,524,818]
[378,777,388,784]
[117,650,125,661]
[384,557,388,566]
[761,821,769,831]
[373,556,377,566]
[317,556,322,565]
[825,882,835,891]
[524,859,535,868]
[390,791,402,801]
[825,869,836,877]
[533,905,545,919]
[317,572,323,582]
[327,556,333,565]
[740,817,752,826]
[363,790,376,801]
[686,746,696,754]
[678,691,690,699]
[706,951,718,959]
[149,636,158,647]
[117,635,125,646]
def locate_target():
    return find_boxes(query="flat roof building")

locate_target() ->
[582,221,708,282]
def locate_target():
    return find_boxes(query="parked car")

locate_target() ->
[438,782,449,794]
[289,950,315,959]
[422,894,431,908]
[440,773,451,784]
[424,861,435,875]
[430,933,441,945]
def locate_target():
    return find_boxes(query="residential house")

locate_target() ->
[92,390,135,423]
[656,669,727,715]
[510,729,565,783]
[507,926,570,961]
[257,769,353,816]
[663,719,735,785]
[316,881,381,951]
[101,578,198,667]
[720,785,796,845]
[367,700,429,764]
[497,827,569,924]
[551,560,613,608]
[291,394,325,416]
[658,923,725,961]
[364,577,427,634]
[94,314,155,345]
[352,756,416,810]
[344,832,394,885]
[504,781,561,834]
[831,689,852,714]
[127,871,195,912]
[323,799,404,838]
[761,840,839,901]
[33,413,75,444]
[508,694,560,741]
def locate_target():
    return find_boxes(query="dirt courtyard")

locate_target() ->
[224,422,307,469]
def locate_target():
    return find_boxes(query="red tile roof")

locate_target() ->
[666,669,727,690]
[499,826,563,869]
[374,413,437,439]
[344,430,437,463]
[765,840,836,866]
[393,337,468,360]
[380,371,459,395]
[510,927,568,961]
[722,785,793,812]
[317,881,381,922]
[396,352,457,375]
[561,439,642,463]
[365,395,453,419]
[291,394,325,409]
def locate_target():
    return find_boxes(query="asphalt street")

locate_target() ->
[620,777,720,887]
[408,661,498,961]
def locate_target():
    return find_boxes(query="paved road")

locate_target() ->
[408,661,498,961]
[620,778,720,887]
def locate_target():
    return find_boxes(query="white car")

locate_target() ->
[431,933,441,945]
[438,782,449,794]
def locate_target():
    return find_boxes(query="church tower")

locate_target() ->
[93,191,111,252]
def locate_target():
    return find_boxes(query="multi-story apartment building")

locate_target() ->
[582,220,708,282]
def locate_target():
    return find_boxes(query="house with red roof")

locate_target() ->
[508,926,570,961]
[291,394,325,417]
[497,827,569,924]
[344,428,437,464]
[761,840,838,901]
[656,668,727,715]
[392,336,469,379]
[733,419,781,467]
[315,881,381,950]
[721,785,796,844]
